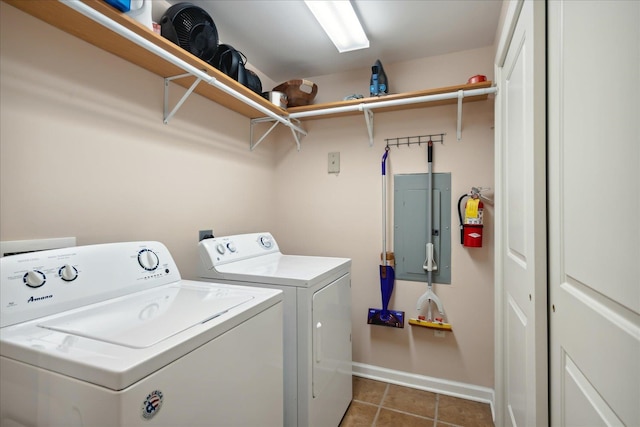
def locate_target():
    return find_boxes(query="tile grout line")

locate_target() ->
[377,406,437,422]
[370,383,389,427]
[354,386,442,426]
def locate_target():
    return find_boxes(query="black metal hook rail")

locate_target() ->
[385,133,445,148]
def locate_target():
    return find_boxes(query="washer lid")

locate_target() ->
[0,280,282,390]
[38,283,253,348]
[213,253,351,287]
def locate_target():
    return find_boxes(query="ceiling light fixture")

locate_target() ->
[304,0,369,53]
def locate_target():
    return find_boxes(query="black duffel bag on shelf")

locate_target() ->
[209,44,262,95]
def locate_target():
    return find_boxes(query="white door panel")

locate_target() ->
[507,296,527,425]
[505,40,527,261]
[563,352,623,426]
[556,281,638,425]
[548,0,640,425]
[495,1,547,425]
[558,0,640,312]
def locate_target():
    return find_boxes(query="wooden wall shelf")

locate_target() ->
[287,81,493,121]
[5,0,495,150]
[3,0,286,119]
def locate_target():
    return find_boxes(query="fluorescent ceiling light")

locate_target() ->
[304,1,369,53]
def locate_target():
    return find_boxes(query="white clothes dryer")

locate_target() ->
[0,241,283,427]
[198,232,352,427]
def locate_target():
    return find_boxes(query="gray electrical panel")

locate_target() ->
[393,173,451,284]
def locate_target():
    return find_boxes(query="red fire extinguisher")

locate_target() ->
[458,188,485,247]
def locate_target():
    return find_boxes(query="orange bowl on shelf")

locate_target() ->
[467,75,487,84]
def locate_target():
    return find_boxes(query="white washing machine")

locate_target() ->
[198,232,352,427]
[0,241,283,427]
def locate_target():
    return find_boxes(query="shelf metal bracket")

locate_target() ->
[163,73,203,124]
[250,117,306,151]
[456,90,464,141]
[363,108,374,146]
[288,86,497,145]
[289,118,306,151]
[60,0,311,148]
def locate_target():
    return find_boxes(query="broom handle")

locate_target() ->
[382,149,389,265]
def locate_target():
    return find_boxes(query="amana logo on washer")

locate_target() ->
[27,294,53,303]
[141,390,164,420]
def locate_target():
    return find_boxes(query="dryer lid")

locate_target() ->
[37,283,253,348]
[213,253,351,287]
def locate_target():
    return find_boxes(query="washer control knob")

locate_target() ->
[259,235,273,249]
[24,270,46,288]
[227,242,237,253]
[138,249,159,271]
[216,243,226,255]
[59,264,78,282]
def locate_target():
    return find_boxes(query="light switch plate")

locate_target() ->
[328,152,340,174]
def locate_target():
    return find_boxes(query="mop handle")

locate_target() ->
[382,148,389,265]
[427,141,433,242]
[426,141,433,287]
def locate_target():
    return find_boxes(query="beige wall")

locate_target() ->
[272,48,495,388]
[1,3,495,389]
[308,46,496,104]
[0,3,278,275]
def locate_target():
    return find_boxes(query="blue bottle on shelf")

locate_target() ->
[370,59,388,97]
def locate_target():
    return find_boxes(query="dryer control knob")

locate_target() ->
[259,236,273,249]
[138,249,159,271]
[59,264,78,281]
[227,242,237,253]
[24,270,46,288]
[216,243,226,255]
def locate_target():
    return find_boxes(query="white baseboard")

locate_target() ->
[352,362,495,419]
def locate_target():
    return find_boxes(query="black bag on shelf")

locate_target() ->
[245,69,262,95]
[209,44,261,95]
[209,44,245,82]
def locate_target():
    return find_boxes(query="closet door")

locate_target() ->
[548,1,640,425]
[494,0,547,425]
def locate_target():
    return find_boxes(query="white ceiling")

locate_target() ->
[155,0,503,83]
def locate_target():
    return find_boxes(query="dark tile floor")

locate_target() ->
[339,377,494,427]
